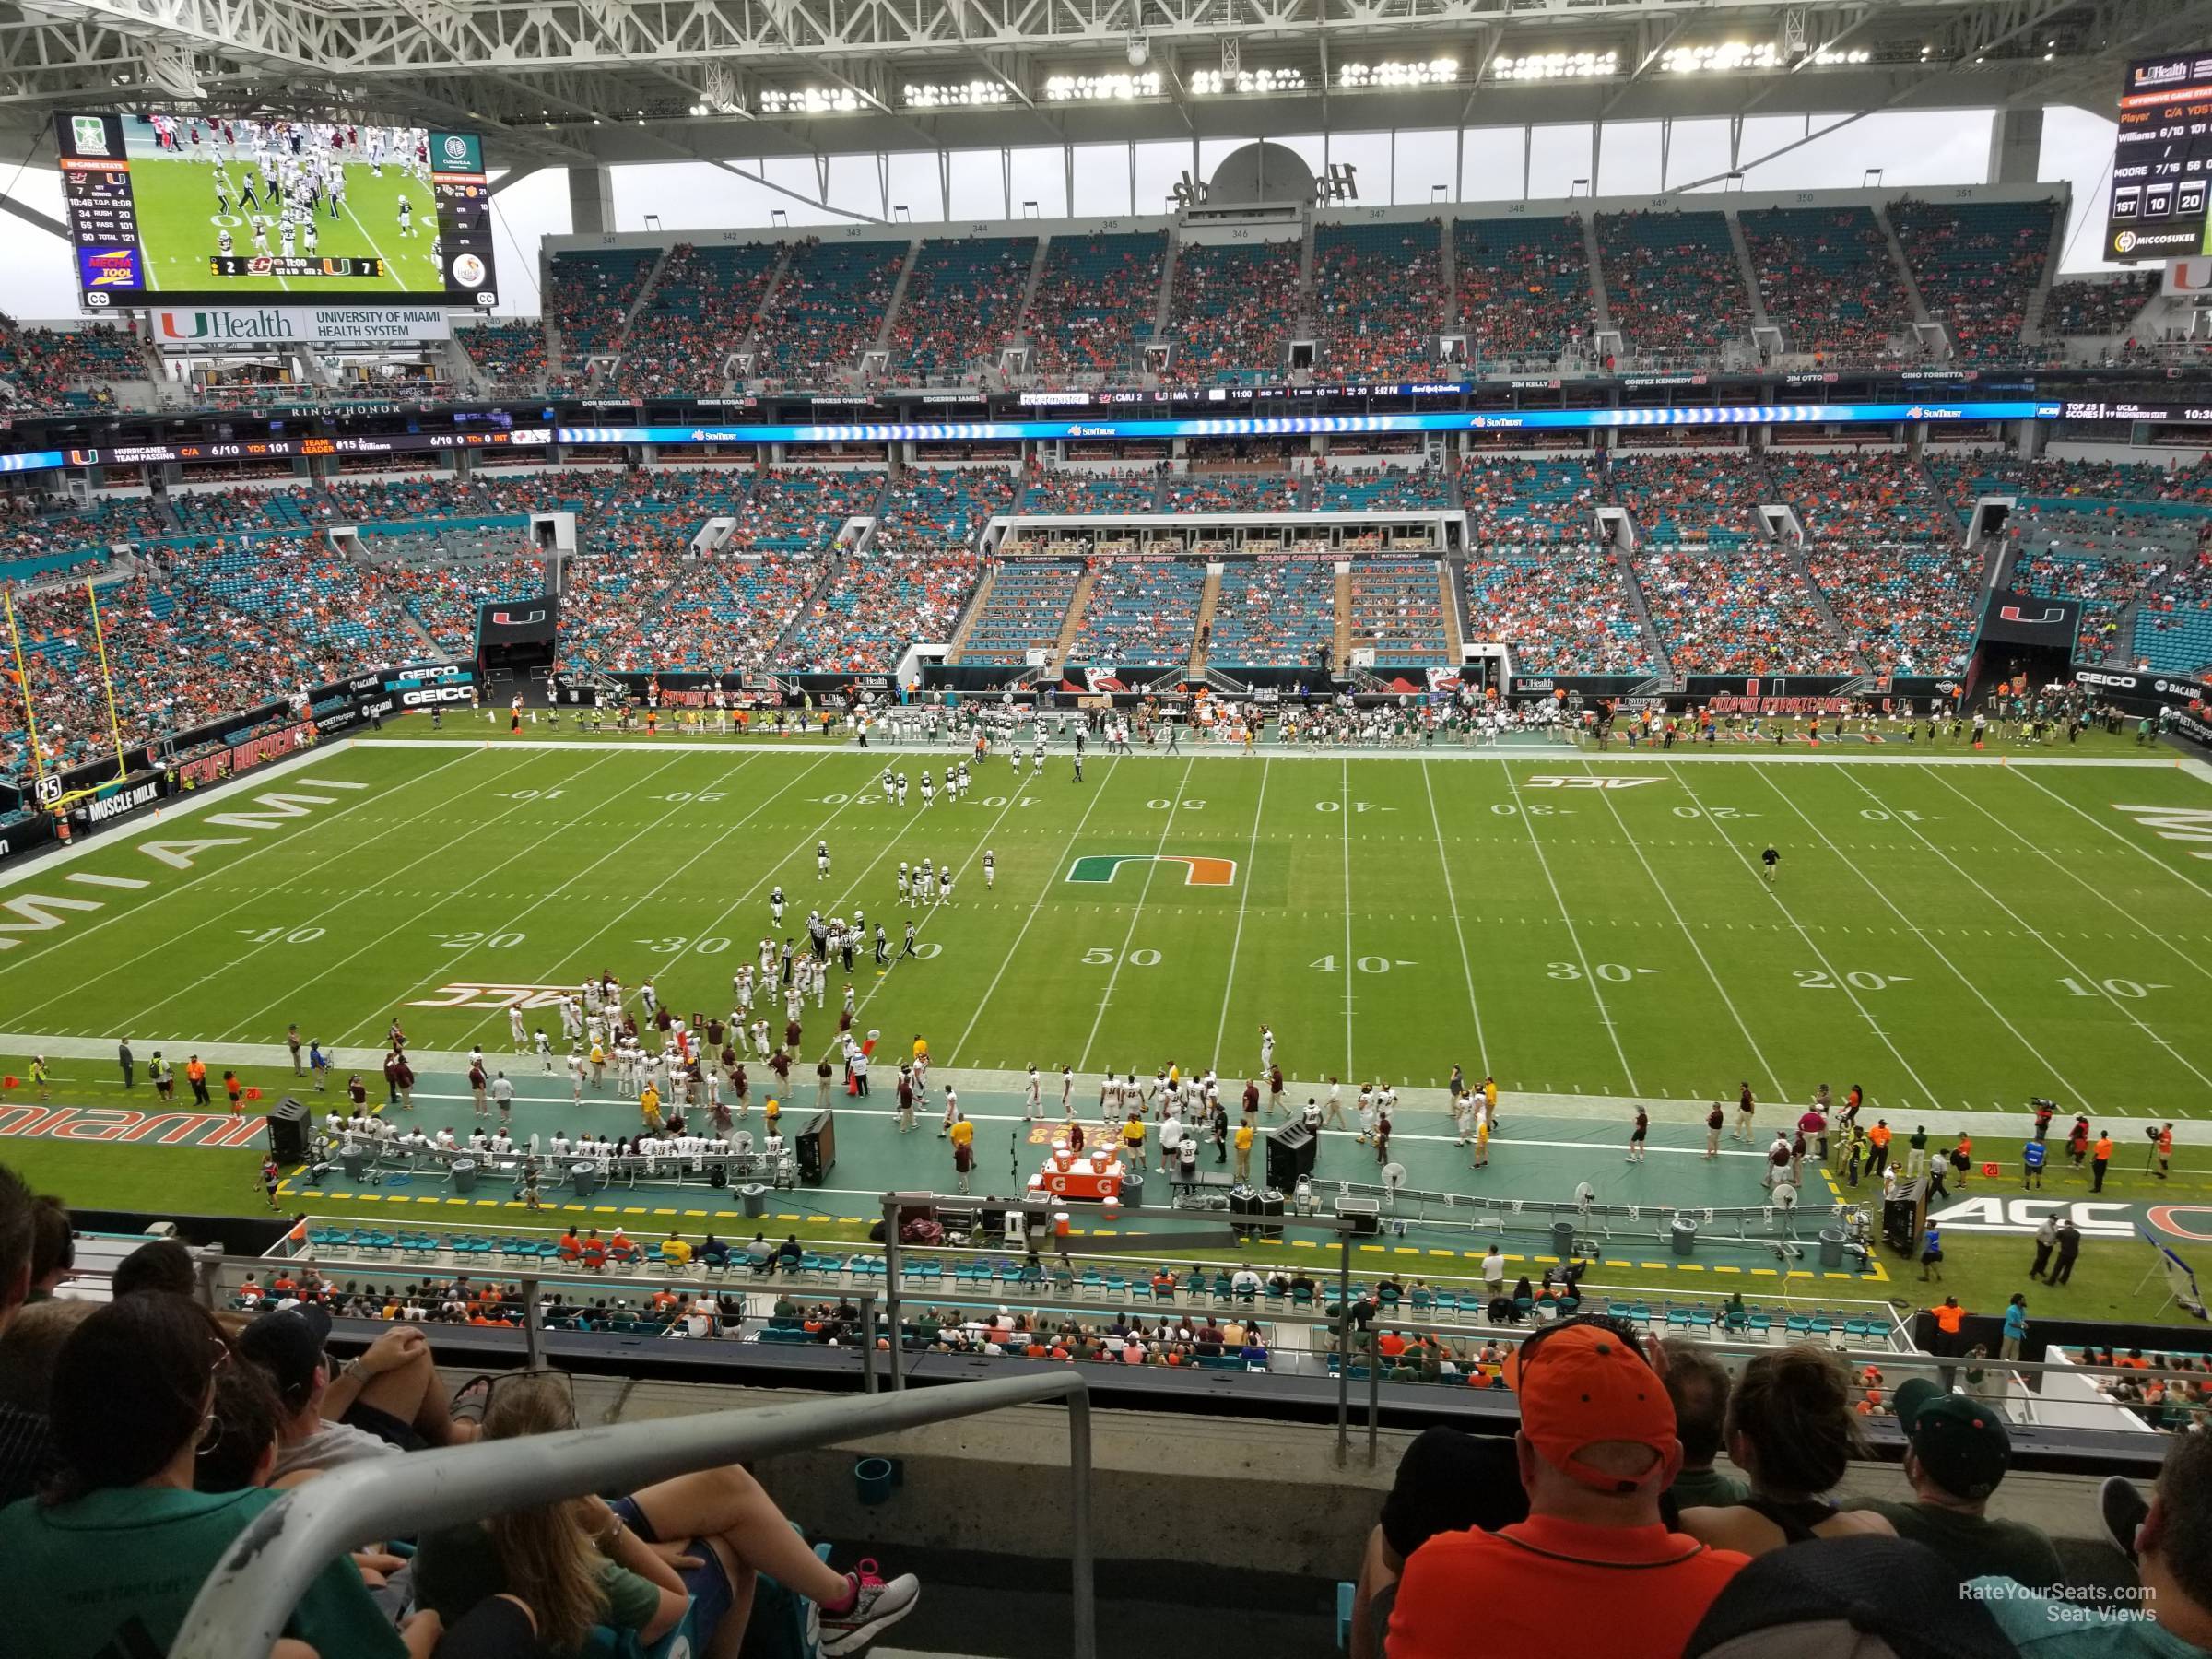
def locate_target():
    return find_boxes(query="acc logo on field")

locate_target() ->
[1066,853,1237,887]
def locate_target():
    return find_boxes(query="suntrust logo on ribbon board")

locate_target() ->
[154,307,453,347]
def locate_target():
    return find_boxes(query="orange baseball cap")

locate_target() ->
[1509,1323,1677,1492]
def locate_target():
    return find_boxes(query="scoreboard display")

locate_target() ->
[54,112,499,310]
[2109,52,2212,262]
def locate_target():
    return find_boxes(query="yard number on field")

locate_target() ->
[1312,956,1416,973]
[1547,961,1656,982]
[1794,970,1909,990]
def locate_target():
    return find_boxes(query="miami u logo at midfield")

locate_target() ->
[1065,854,1238,887]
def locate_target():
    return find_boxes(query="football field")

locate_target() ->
[6,730,2212,1122]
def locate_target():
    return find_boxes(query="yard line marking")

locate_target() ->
[1924,764,2212,987]
[1502,761,1637,1092]
[810,759,1047,1065]
[1209,757,1271,1074]
[1078,758,1195,1075]
[1842,766,2212,1097]
[947,759,1124,1067]
[439,750,843,1050]
[1738,763,2085,1108]
[1419,758,1489,1073]
[2007,766,2212,904]
[1340,759,1357,1077]
[0,747,480,1001]
[1665,760,1943,1111]
[206,749,651,1045]
[1579,757,1784,1100]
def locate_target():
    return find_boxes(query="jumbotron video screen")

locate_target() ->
[54,112,500,309]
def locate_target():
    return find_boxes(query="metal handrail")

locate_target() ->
[170,1371,1095,1659]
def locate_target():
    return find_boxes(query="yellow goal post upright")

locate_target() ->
[3,577,132,817]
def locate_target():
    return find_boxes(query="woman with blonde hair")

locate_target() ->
[1677,1344,1895,1557]
[412,1375,918,1657]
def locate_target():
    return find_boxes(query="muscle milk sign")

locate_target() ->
[154,307,453,347]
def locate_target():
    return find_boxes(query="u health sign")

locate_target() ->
[152,306,453,347]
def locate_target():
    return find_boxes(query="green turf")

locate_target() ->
[5,724,2211,1324]
[124,132,442,297]
[5,735,2210,1107]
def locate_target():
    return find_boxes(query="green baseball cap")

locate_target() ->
[1893,1377,2011,1501]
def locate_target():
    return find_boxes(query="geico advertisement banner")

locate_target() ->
[153,306,453,347]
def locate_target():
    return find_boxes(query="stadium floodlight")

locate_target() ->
[759,87,861,115]
[1808,47,1873,66]
[1492,51,1619,82]
[902,80,1011,109]
[1042,70,1162,100]
[1659,41,1783,74]
[1191,66,1311,95]
[1336,58,1459,89]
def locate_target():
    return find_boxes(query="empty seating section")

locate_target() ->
[1463,547,1654,676]
[891,237,1035,377]
[786,548,983,672]
[959,561,1083,663]
[728,467,883,555]
[1347,559,1447,665]
[1596,211,1750,359]
[461,322,549,394]
[1019,469,1159,515]
[2136,552,2212,674]
[1025,231,1168,377]
[1206,559,1336,666]
[1462,456,1597,543]
[1314,220,1443,382]
[1636,546,1856,673]
[169,486,322,535]
[1763,451,1950,543]
[1740,207,1912,361]
[1315,465,1452,512]
[1888,198,2056,363]
[1454,216,1590,362]
[751,239,906,380]
[873,468,1015,555]
[614,243,781,396]
[1169,240,1302,378]
[1066,559,1208,665]
[1164,474,1299,513]
[547,248,659,361]
[2047,272,2158,337]
[1608,452,1759,547]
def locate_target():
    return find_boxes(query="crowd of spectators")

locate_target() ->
[1635,543,1856,674]
[1454,216,1591,364]
[1462,546,1656,675]
[888,237,1036,379]
[1607,452,1760,546]
[1462,455,1598,543]
[1018,467,1160,515]
[0,319,135,410]
[1022,231,1168,378]
[610,242,781,397]
[1314,220,1446,382]
[1065,557,1208,665]
[458,323,549,395]
[1164,472,1300,513]
[751,239,907,382]
[2045,271,2159,339]
[956,559,1084,664]
[1596,210,1753,360]
[1762,449,1950,544]
[1168,240,1303,379]
[1804,541,1984,677]
[787,547,983,673]
[546,247,661,363]
[874,467,1016,555]
[1888,198,2057,364]
[1739,207,1913,364]
[1206,558,1337,666]
[2134,547,2212,675]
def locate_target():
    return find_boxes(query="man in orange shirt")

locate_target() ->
[184,1053,210,1106]
[2092,1131,2114,1193]
[1866,1120,1892,1181]
[2159,1122,2175,1181]
[1386,1320,1748,1658]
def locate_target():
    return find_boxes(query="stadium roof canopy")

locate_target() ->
[0,0,2205,170]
